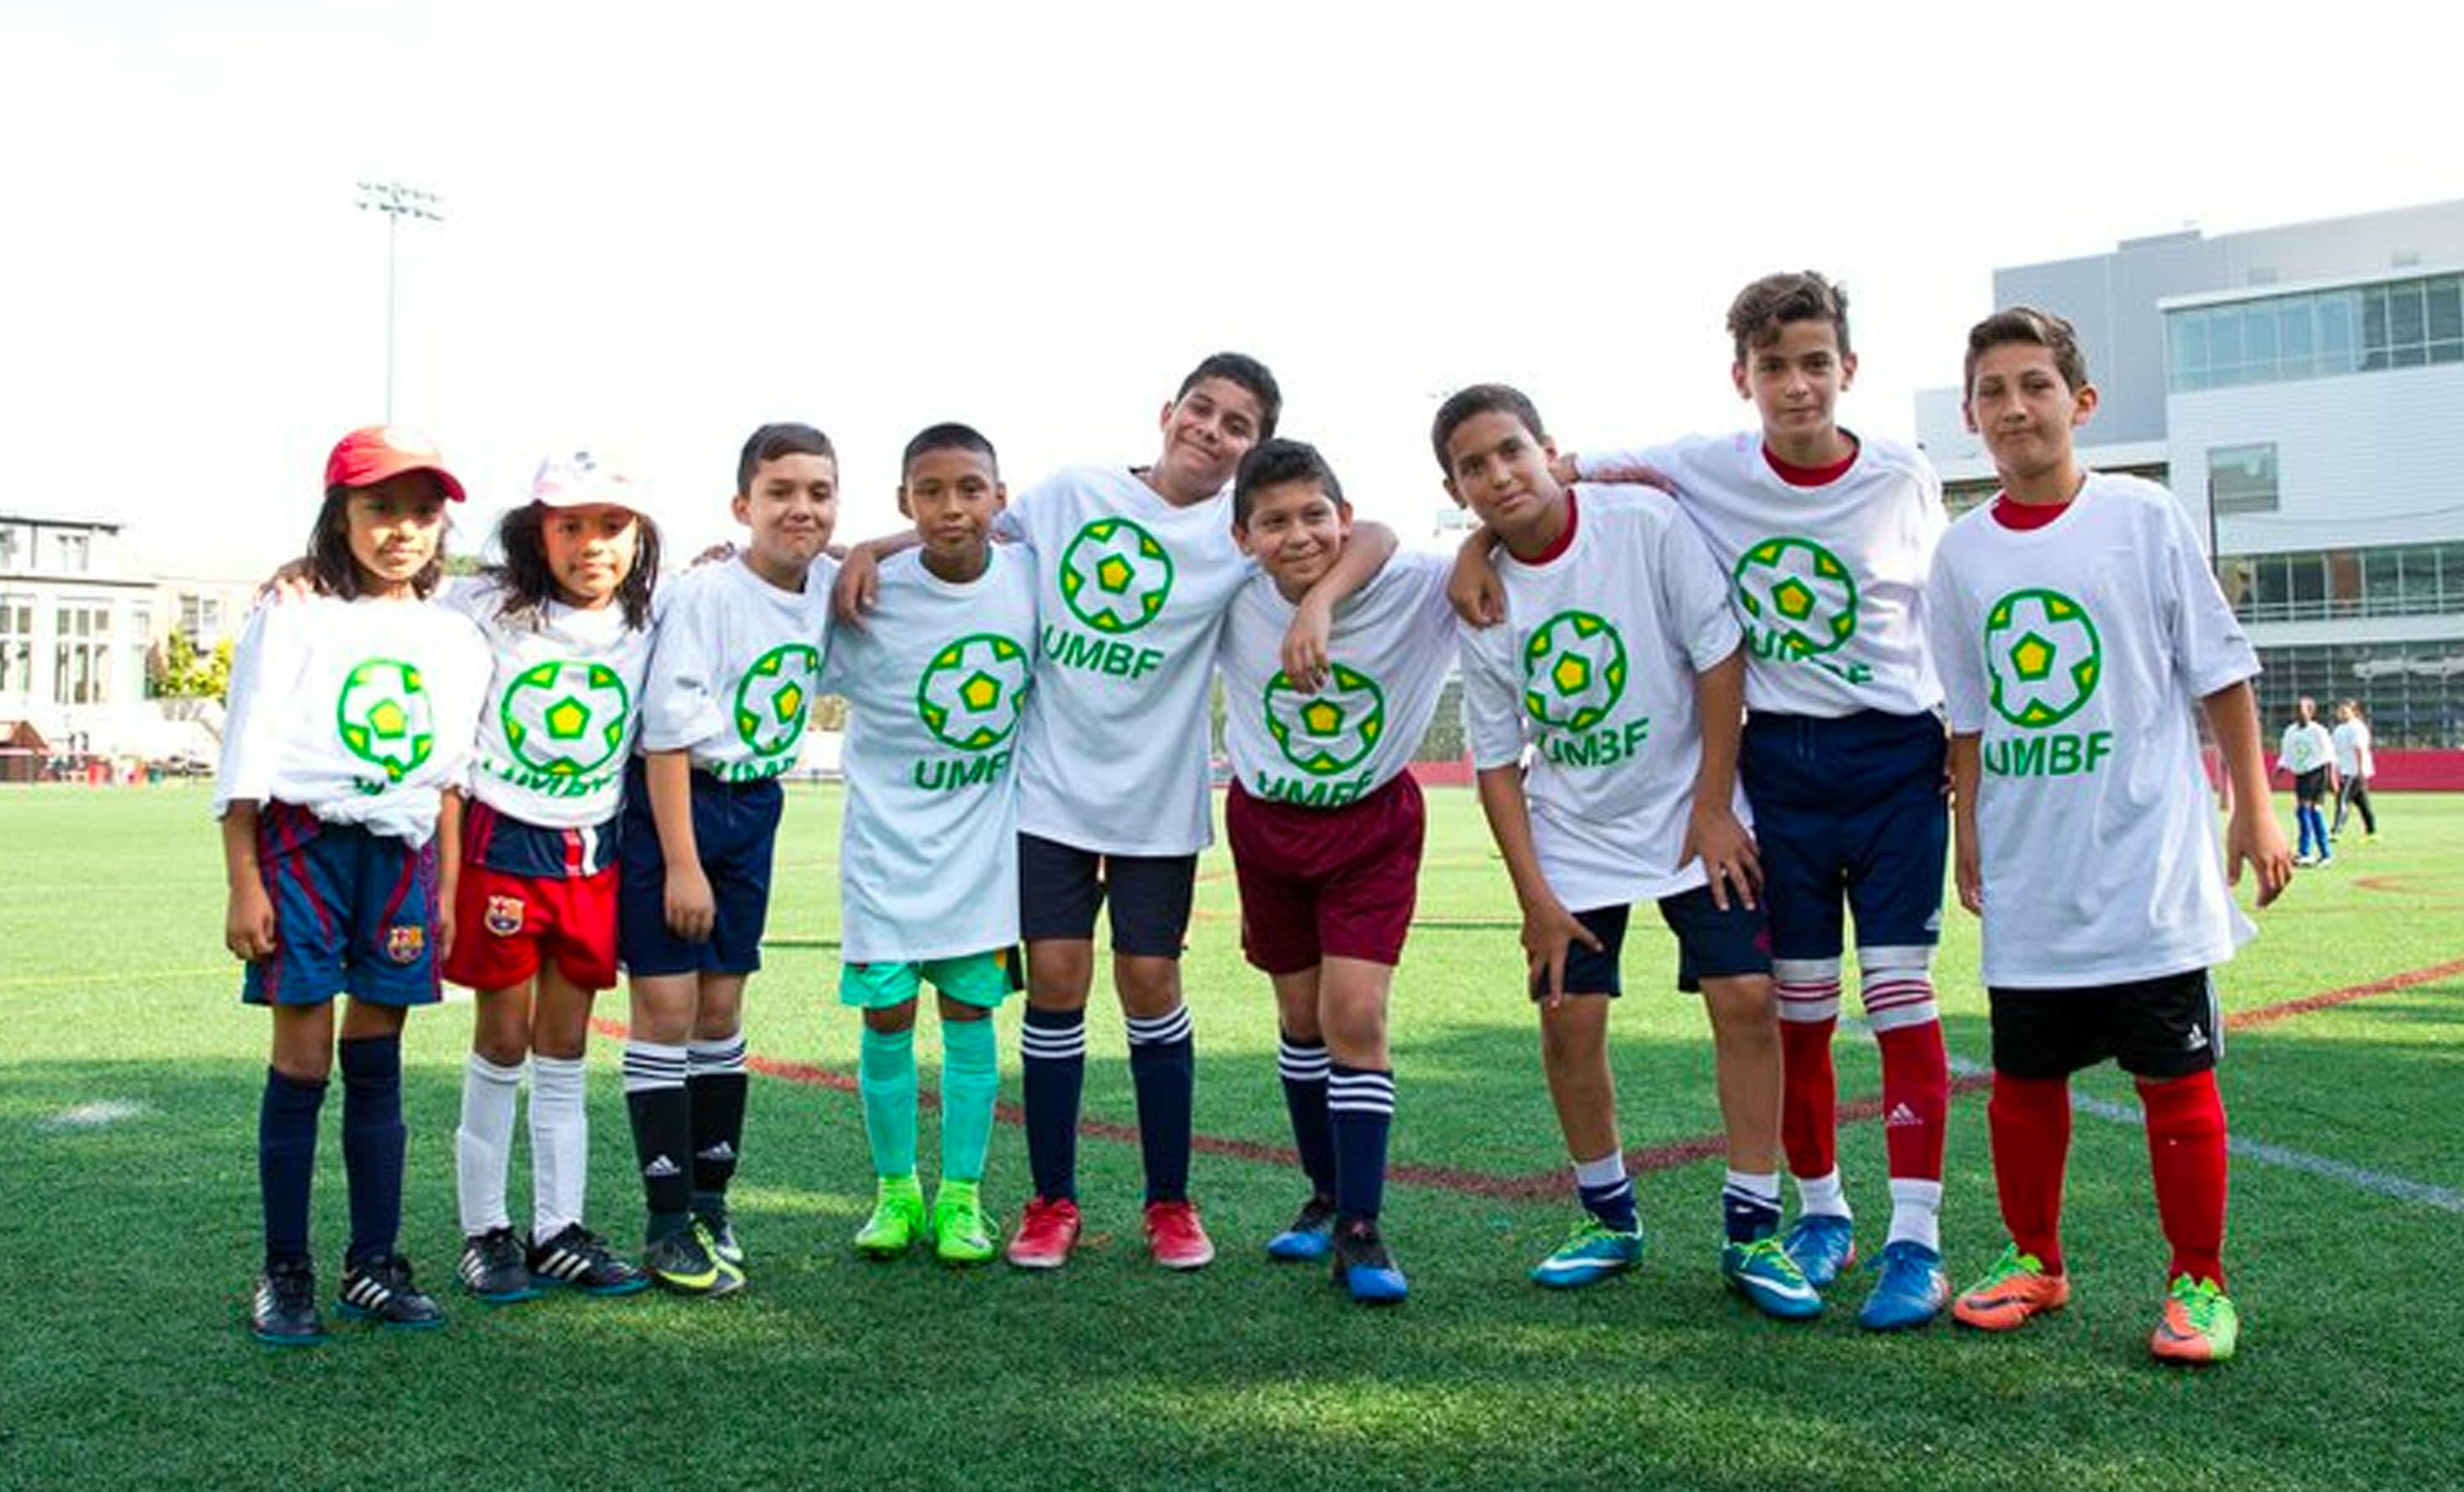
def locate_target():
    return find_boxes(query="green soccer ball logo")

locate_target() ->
[1521,610,1628,733]
[500,659,632,777]
[1984,588,2103,728]
[1057,518,1175,634]
[1263,663,1387,776]
[1733,536,1859,657]
[335,658,437,782]
[916,632,1031,752]
[732,642,823,759]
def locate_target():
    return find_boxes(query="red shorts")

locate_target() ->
[443,862,620,994]
[1225,773,1425,976]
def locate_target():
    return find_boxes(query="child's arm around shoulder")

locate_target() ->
[1282,521,1398,694]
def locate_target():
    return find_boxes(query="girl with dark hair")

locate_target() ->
[439,449,665,1304]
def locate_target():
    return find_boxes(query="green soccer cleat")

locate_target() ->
[2150,1274,2240,1364]
[1530,1216,1645,1289]
[1721,1236,1823,1320]
[931,1181,999,1267]
[855,1174,928,1260]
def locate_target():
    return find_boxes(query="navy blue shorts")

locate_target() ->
[1741,709,1948,961]
[1536,886,1773,1000]
[1017,832,1198,959]
[242,803,442,1008]
[1990,969,2220,1080]
[617,759,785,977]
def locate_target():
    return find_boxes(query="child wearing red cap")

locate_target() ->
[216,426,491,1346]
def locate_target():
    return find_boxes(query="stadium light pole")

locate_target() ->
[355,181,444,422]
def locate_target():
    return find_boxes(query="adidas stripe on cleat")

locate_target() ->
[1953,1243,2070,1331]
[528,1224,650,1296]
[458,1227,543,1305]
[1531,1217,1644,1289]
[1722,1236,1823,1320]
[2150,1274,2239,1364]
[337,1254,447,1329]
[250,1258,325,1347]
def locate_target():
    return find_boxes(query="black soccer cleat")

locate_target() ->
[529,1223,651,1297]
[458,1227,542,1304]
[251,1257,326,1347]
[338,1253,447,1329]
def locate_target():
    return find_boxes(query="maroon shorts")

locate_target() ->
[1225,773,1425,976]
[443,862,621,994]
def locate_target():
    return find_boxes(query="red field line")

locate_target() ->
[585,956,2462,1199]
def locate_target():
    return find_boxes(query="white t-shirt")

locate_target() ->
[1217,549,1455,809]
[1459,486,1748,911]
[1579,431,1944,718]
[444,579,656,828]
[2278,721,2335,777]
[637,554,836,782]
[820,547,1038,964]
[997,465,1254,856]
[2332,718,2375,779]
[1927,473,2260,988]
[214,595,490,849]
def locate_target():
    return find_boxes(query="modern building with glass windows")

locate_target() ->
[1914,199,2464,748]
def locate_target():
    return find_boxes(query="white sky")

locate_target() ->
[3,0,2456,575]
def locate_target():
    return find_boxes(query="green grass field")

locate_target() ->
[3,784,2460,1491]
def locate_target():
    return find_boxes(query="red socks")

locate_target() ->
[1874,1021,1949,1184]
[1779,1017,1839,1181]
[1987,1072,2071,1274]
[2140,1070,2229,1288]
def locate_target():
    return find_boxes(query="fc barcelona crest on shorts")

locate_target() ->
[384,924,426,965]
[484,895,526,938]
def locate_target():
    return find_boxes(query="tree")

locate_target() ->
[156,631,234,702]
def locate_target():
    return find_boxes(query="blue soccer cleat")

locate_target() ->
[1331,1220,1409,1305]
[1266,1195,1338,1262]
[1722,1236,1823,1320]
[1531,1216,1645,1289]
[1858,1239,1950,1331]
[1781,1213,1859,1289]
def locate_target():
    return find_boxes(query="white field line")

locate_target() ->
[40,1100,151,1130]
[1943,1053,2464,1215]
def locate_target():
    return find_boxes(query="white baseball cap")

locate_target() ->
[528,447,640,510]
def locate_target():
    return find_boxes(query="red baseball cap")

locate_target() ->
[324,426,468,501]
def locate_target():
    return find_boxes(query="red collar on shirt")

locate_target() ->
[1520,489,1579,564]
[1763,435,1859,488]
[1991,493,2071,531]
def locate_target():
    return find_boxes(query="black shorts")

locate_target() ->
[2294,768,2330,806]
[1533,886,1773,1001]
[1988,969,2221,1081]
[1017,832,1198,959]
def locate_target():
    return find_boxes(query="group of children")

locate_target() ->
[214,278,2293,1366]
